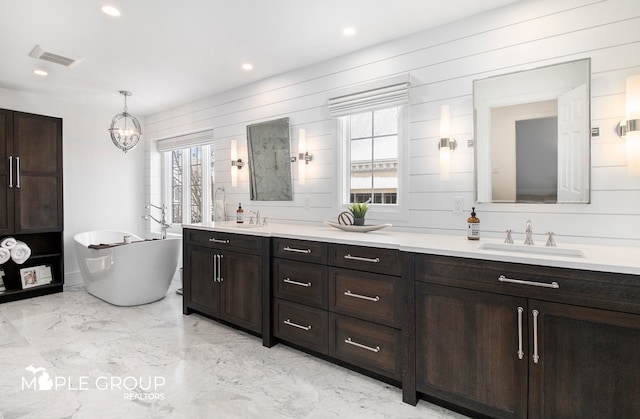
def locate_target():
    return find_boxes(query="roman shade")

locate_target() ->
[156,129,214,152]
[327,74,410,117]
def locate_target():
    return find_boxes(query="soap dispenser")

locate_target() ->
[467,207,480,240]
[236,203,244,223]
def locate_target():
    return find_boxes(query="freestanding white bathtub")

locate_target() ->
[73,230,180,306]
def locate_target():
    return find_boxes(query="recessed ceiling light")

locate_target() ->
[241,63,254,71]
[101,5,121,17]
[342,27,356,36]
[33,69,48,76]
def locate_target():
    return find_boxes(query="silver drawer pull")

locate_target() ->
[517,307,524,360]
[344,254,380,263]
[344,290,380,302]
[284,319,312,331]
[498,275,559,289]
[345,338,380,353]
[283,246,312,254]
[283,278,312,287]
[532,309,540,364]
[209,238,230,244]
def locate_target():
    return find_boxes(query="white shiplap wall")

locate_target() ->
[144,0,640,247]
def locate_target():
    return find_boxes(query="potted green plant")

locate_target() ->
[348,202,369,226]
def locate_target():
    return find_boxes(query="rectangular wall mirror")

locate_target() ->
[246,117,293,201]
[474,58,591,203]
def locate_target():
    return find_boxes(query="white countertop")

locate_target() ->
[184,221,640,276]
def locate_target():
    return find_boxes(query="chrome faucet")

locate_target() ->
[246,210,261,225]
[524,220,534,246]
[143,203,171,239]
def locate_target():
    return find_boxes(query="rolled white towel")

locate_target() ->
[10,241,31,265]
[1,237,17,249]
[0,247,10,264]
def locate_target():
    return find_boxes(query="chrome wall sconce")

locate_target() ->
[291,129,313,185]
[617,75,640,176]
[109,90,142,153]
[230,139,244,187]
[438,105,456,181]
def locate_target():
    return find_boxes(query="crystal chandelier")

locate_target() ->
[109,90,141,153]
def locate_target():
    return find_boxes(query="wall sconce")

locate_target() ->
[230,139,244,187]
[293,129,313,185]
[438,105,456,181]
[618,75,640,176]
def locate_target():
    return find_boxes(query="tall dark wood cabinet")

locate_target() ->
[0,109,64,303]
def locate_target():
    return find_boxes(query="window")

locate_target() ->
[164,144,215,225]
[344,107,399,205]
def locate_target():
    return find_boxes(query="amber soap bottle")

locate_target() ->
[236,203,244,223]
[467,207,480,240]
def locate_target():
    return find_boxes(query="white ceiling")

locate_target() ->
[1,0,521,116]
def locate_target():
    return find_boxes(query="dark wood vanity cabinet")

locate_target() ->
[183,229,267,335]
[272,238,329,354]
[271,239,405,382]
[0,109,63,303]
[414,254,640,419]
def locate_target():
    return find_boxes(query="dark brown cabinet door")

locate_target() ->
[186,245,220,318]
[529,300,640,419]
[220,249,262,334]
[13,112,62,233]
[0,110,12,235]
[416,283,528,419]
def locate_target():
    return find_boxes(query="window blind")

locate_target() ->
[327,74,410,117]
[156,129,214,152]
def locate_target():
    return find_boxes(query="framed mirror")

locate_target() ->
[474,58,591,203]
[246,117,293,201]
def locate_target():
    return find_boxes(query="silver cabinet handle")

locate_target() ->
[284,319,312,331]
[344,290,380,302]
[8,156,12,188]
[344,254,380,263]
[517,306,524,360]
[283,246,311,254]
[532,309,540,364]
[213,254,217,282]
[344,338,380,353]
[217,254,223,282]
[283,278,311,287]
[15,156,20,188]
[498,275,559,289]
[209,238,229,244]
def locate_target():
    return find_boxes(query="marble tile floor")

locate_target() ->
[0,277,470,419]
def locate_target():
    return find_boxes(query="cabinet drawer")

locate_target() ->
[185,229,262,254]
[273,238,327,264]
[328,268,402,328]
[416,254,640,315]
[273,259,328,309]
[329,244,401,276]
[273,299,328,355]
[329,313,401,381]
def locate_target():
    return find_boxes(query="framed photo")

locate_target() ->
[20,265,53,289]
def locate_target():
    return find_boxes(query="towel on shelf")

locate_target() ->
[1,237,17,249]
[10,241,31,264]
[214,199,226,221]
[0,247,10,264]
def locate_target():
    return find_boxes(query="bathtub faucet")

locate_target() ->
[143,203,171,239]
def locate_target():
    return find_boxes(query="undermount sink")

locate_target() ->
[479,242,585,258]
[231,223,264,228]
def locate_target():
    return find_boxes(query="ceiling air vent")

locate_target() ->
[28,45,83,68]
